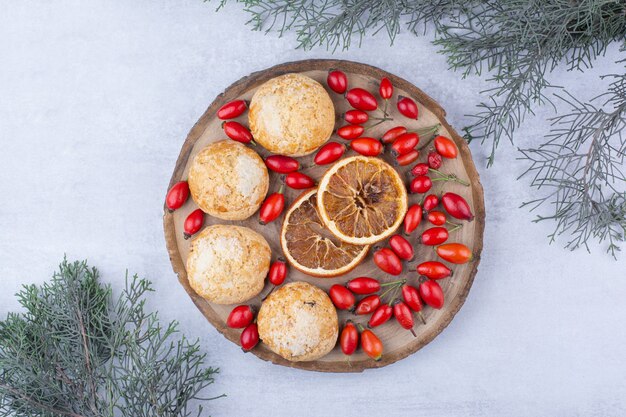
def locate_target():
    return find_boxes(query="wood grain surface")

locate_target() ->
[163,59,485,372]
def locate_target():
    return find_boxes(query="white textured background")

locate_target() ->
[1,2,625,416]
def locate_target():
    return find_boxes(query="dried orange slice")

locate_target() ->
[280,189,369,277]
[317,156,408,245]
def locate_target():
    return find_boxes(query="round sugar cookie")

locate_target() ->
[249,73,335,156]
[257,282,338,361]
[188,140,269,221]
[186,225,271,305]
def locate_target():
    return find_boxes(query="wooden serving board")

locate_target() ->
[163,59,485,372]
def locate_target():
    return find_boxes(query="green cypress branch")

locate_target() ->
[0,259,222,417]
[434,0,626,166]
[518,70,626,258]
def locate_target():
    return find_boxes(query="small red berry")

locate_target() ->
[428,151,443,169]
[166,181,190,212]
[410,176,433,194]
[227,305,254,329]
[410,163,429,177]
[327,70,348,94]
[379,77,393,100]
[183,209,204,239]
[397,96,418,119]
[240,323,259,351]
[268,259,287,286]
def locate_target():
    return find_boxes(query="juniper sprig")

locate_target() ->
[518,70,626,258]
[0,259,222,417]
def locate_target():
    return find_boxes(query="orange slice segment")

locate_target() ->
[280,189,369,277]
[316,156,408,245]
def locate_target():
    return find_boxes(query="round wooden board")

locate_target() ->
[163,59,485,372]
